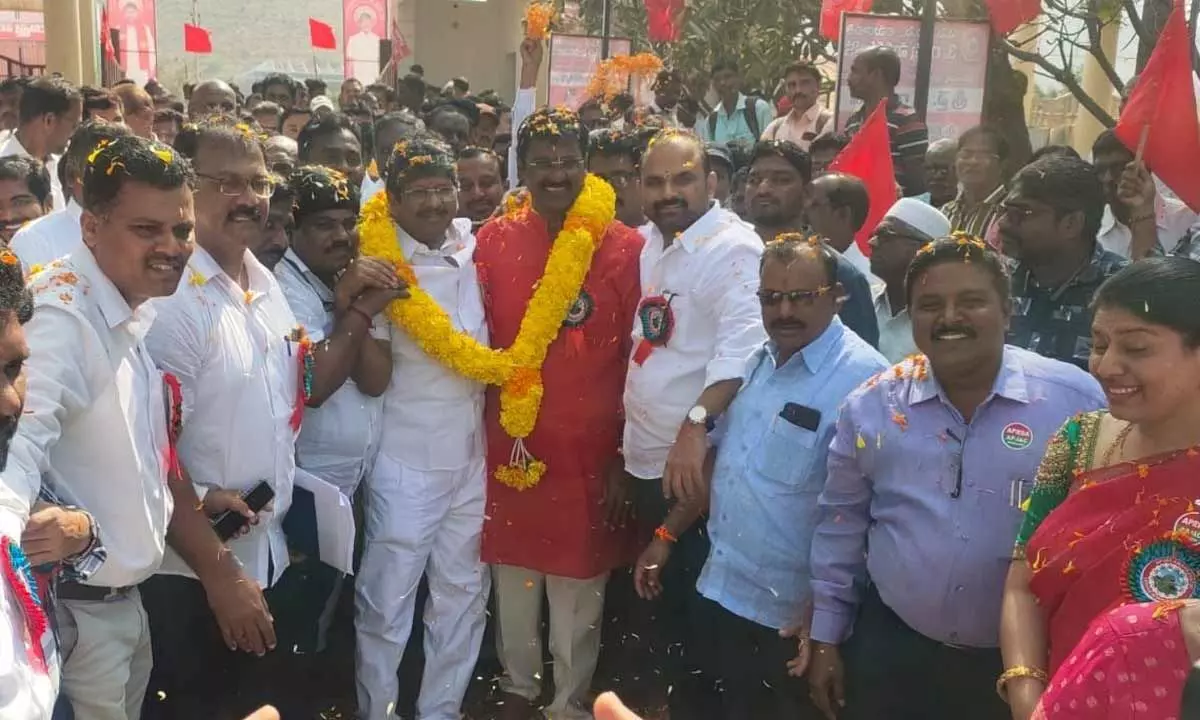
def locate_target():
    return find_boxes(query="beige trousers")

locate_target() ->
[56,589,153,720]
[493,565,609,720]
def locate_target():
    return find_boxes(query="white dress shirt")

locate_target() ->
[507,88,536,190]
[624,203,767,479]
[276,248,385,496]
[145,246,298,589]
[0,526,55,720]
[0,248,172,588]
[874,287,917,364]
[1098,195,1196,259]
[9,201,83,272]
[360,174,385,207]
[0,134,63,211]
[380,218,486,471]
[760,103,834,150]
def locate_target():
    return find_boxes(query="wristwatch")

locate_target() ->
[686,404,709,426]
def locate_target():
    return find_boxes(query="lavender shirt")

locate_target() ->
[809,346,1106,648]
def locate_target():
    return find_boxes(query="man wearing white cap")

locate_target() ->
[866,197,951,363]
[309,96,335,120]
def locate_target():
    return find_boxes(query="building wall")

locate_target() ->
[151,0,524,101]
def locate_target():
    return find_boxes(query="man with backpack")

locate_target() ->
[695,60,775,146]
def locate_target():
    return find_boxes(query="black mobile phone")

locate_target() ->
[211,481,275,542]
[780,402,821,432]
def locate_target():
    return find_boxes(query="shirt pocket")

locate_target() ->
[756,414,821,492]
[971,472,1029,559]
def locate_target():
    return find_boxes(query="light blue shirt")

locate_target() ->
[694,93,776,146]
[809,346,1107,648]
[697,318,889,630]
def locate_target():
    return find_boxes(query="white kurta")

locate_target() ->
[354,218,488,720]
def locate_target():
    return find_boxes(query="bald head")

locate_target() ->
[264,135,299,177]
[641,130,715,237]
[188,80,237,120]
[925,138,958,207]
[807,173,869,252]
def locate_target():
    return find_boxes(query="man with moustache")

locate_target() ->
[0,157,50,245]
[998,155,1127,370]
[941,126,1008,242]
[635,236,887,719]
[806,238,1105,720]
[588,128,647,229]
[1,77,82,210]
[742,140,877,347]
[475,108,643,720]
[12,122,131,270]
[761,62,832,150]
[277,167,397,714]
[867,198,951,363]
[262,135,298,178]
[142,118,351,720]
[622,129,765,717]
[456,146,505,228]
[355,136,487,720]
[246,181,295,271]
[0,136,206,720]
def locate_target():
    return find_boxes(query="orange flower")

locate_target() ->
[524,1,554,40]
[0,250,17,266]
[1062,559,1077,574]
[505,366,540,397]
[1137,464,1150,479]
[890,410,908,431]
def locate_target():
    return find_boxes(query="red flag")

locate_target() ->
[99,7,117,64]
[182,24,212,54]
[644,0,683,42]
[391,19,411,62]
[309,18,337,50]
[1115,0,1200,211]
[820,0,873,41]
[984,0,1040,35]
[828,100,895,256]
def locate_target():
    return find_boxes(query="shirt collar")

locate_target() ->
[281,247,334,300]
[790,102,821,123]
[189,244,274,295]
[69,243,151,335]
[873,287,906,318]
[908,345,1030,407]
[719,93,748,117]
[661,201,727,254]
[397,217,473,264]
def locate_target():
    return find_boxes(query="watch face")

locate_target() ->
[688,406,706,423]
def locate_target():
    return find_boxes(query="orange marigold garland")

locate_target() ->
[585,53,665,102]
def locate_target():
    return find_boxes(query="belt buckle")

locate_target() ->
[101,586,128,601]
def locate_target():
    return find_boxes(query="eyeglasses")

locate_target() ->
[401,186,458,204]
[197,173,275,199]
[956,151,1000,163]
[525,157,584,171]
[757,287,830,307]
[998,202,1042,224]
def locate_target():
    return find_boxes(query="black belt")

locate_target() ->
[57,581,134,602]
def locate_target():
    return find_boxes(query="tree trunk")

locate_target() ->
[1138,0,1173,70]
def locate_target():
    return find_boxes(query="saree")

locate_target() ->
[1016,411,1200,673]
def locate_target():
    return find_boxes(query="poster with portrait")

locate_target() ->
[344,0,388,83]
[108,0,157,85]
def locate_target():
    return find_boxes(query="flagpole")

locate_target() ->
[191,0,199,81]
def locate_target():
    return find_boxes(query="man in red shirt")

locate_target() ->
[474,106,643,720]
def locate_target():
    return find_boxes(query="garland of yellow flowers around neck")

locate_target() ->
[358,173,616,490]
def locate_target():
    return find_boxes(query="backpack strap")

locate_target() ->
[743,96,761,139]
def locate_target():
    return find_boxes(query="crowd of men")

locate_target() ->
[0,32,1188,720]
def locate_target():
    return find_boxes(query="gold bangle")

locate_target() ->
[996,665,1049,702]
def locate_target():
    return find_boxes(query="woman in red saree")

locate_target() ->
[999,257,1200,719]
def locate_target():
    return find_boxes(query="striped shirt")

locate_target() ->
[845,95,929,197]
[941,184,1007,243]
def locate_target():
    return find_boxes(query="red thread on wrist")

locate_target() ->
[655,525,677,543]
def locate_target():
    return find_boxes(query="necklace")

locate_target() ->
[1102,420,1136,467]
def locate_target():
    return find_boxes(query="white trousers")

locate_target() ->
[56,589,152,720]
[493,565,609,720]
[355,453,489,720]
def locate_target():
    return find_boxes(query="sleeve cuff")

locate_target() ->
[704,357,749,387]
[810,608,853,645]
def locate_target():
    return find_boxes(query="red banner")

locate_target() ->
[108,0,157,84]
[343,0,388,83]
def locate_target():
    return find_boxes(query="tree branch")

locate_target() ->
[997,35,1116,126]
[1084,17,1126,96]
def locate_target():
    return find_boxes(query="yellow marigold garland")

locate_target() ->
[358,174,616,490]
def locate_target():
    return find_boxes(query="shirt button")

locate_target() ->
[955,585,965,592]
